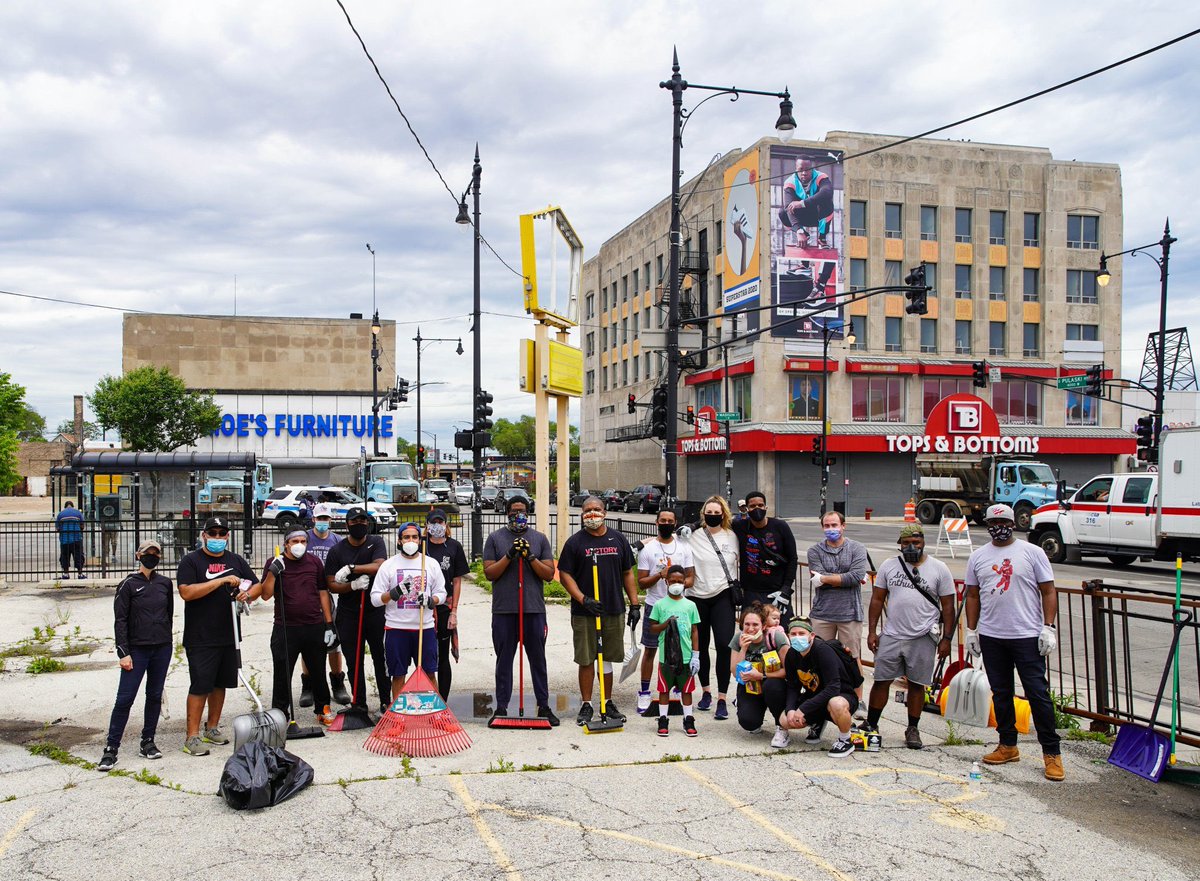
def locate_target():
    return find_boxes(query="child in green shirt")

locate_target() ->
[648,566,701,737]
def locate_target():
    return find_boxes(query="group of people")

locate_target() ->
[97,492,1067,781]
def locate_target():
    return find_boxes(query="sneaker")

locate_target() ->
[536,706,561,727]
[771,726,791,749]
[330,673,352,705]
[604,700,626,723]
[683,716,698,738]
[696,692,713,712]
[636,690,652,714]
[138,740,163,760]
[299,674,314,708]
[805,722,826,744]
[316,705,335,726]
[97,747,118,772]
[904,726,923,750]
[487,708,509,728]
[202,726,229,745]
[828,738,854,758]
[853,706,867,723]
[714,699,729,721]
[1043,754,1065,782]
[182,735,210,756]
[380,702,392,717]
[982,744,1020,765]
[575,702,594,727]
[657,716,669,737]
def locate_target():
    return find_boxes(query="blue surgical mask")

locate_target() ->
[205,538,227,554]
[790,635,811,652]
[314,521,330,535]
[823,528,842,542]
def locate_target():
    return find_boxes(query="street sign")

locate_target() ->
[715,411,741,422]
[640,329,703,350]
[988,367,1002,384]
[1057,375,1088,390]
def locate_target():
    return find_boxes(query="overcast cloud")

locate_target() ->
[2,1,1197,442]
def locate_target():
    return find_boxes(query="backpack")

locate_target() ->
[662,619,686,679]
[822,637,864,690]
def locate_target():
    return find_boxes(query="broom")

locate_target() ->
[363,540,472,757]
[328,586,376,732]
[489,555,552,730]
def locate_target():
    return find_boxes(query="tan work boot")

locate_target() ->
[982,744,1020,765]
[1043,754,1065,781]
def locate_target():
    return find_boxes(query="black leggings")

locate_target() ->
[270,623,330,714]
[336,605,391,710]
[692,590,735,694]
[736,678,788,730]
[435,604,454,698]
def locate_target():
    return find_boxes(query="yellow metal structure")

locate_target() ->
[519,206,583,330]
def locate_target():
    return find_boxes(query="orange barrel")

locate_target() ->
[904,498,917,522]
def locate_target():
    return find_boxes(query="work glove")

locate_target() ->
[352,574,370,592]
[387,584,402,603]
[689,651,700,676]
[324,624,340,652]
[810,571,825,590]
[268,556,285,576]
[506,542,520,559]
[582,598,605,617]
[334,565,353,584]
[627,604,642,628]
[965,629,982,658]
[514,538,530,558]
[419,594,437,609]
[676,525,692,539]
[1038,625,1057,657]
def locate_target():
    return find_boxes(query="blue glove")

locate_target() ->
[689,652,700,675]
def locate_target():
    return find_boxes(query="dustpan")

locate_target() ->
[943,664,992,728]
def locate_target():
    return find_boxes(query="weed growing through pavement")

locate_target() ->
[28,742,94,770]
[133,768,162,785]
[397,756,420,782]
[1,795,14,802]
[942,721,984,746]
[1067,728,1114,745]
[520,763,555,772]
[27,656,67,674]
[1049,690,1082,731]
[486,757,515,774]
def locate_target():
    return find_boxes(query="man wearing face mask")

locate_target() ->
[483,496,558,725]
[324,508,391,714]
[964,503,1063,781]
[635,509,695,716]
[251,530,336,725]
[298,503,350,708]
[423,508,469,698]
[865,524,955,749]
[731,491,798,616]
[176,517,258,756]
[806,510,869,677]
[372,524,447,698]
[557,496,640,727]
[780,617,863,757]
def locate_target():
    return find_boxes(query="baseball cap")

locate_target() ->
[345,506,370,522]
[313,503,334,519]
[136,539,162,554]
[736,499,746,507]
[426,508,447,523]
[203,516,230,532]
[898,523,925,540]
[984,503,1015,523]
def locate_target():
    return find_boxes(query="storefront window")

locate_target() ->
[852,376,904,423]
[789,374,823,420]
[922,378,973,419]
[1065,391,1099,426]
[993,379,1042,425]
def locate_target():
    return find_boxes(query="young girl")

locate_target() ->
[762,605,786,645]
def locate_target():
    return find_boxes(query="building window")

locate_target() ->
[920,318,937,354]
[632,357,639,383]
[1066,323,1099,341]
[920,206,938,241]
[885,260,902,287]
[989,321,1006,356]
[656,254,664,286]
[925,263,938,297]
[885,317,903,352]
[585,332,595,357]
[586,293,595,319]
[955,320,972,354]
[601,286,608,313]
[644,262,651,291]
[1023,268,1039,302]
[989,210,1006,245]
[852,376,904,423]
[731,375,752,422]
[849,258,866,291]
[922,378,973,419]
[715,221,722,254]
[1066,269,1099,304]
[621,361,628,386]
[955,207,972,243]
[601,365,608,391]
[632,269,639,296]
[600,326,607,350]
[585,370,595,395]
[954,264,972,298]
[695,381,721,411]
[850,200,866,236]
[884,203,902,239]
[644,353,652,380]
[1066,391,1099,426]
[789,374,823,420]
[989,266,1006,300]
[1023,322,1040,357]
[632,311,639,340]
[1067,214,1100,249]
[994,379,1042,425]
[621,317,628,346]
[850,320,868,351]
[1023,212,1040,247]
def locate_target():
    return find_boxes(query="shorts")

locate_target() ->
[384,628,438,678]
[640,603,659,649]
[185,644,238,695]
[656,663,696,695]
[872,635,937,686]
[803,692,860,727]
[810,618,864,659]
[571,613,626,666]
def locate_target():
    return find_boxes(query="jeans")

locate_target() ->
[59,541,83,574]
[492,613,549,710]
[692,591,735,694]
[270,623,331,714]
[105,643,171,749]
[979,634,1060,755]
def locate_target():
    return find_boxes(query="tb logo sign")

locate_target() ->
[948,401,982,434]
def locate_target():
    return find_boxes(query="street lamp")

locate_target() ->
[370,311,382,456]
[660,50,795,508]
[1096,219,1176,457]
[457,145,484,557]
[413,328,463,480]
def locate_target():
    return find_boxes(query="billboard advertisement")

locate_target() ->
[721,149,761,335]
[768,146,845,339]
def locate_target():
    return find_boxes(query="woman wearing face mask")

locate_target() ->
[422,508,469,699]
[680,495,740,721]
[97,540,175,771]
[255,530,337,726]
[634,509,695,717]
[297,503,351,708]
[728,603,790,742]
[371,524,447,698]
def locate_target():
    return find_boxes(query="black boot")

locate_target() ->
[330,672,351,705]
[299,673,314,708]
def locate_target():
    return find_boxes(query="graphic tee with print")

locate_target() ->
[965,540,1054,639]
[874,555,955,640]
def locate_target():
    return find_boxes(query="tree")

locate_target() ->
[0,372,29,492]
[395,436,417,467]
[88,366,221,452]
[55,418,101,441]
[491,416,537,458]
[15,405,46,442]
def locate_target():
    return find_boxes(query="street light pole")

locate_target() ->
[820,322,831,516]
[370,310,381,457]
[413,328,463,480]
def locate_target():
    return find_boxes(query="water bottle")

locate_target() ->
[969,761,983,783]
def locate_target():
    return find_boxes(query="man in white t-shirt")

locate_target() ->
[964,503,1063,782]
[635,509,694,715]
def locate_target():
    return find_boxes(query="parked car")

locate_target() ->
[424,478,452,502]
[570,489,594,507]
[623,484,666,514]
[494,486,534,513]
[480,485,500,508]
[453,483,474,505]
[262,485,396,531]
[600,489,629,511]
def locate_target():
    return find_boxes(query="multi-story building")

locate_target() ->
[580,131,1134,518]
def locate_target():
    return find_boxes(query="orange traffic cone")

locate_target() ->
[904,498,917,522]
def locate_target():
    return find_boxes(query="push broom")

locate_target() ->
[489,555,552,730]
[584,554,623,734]
[363,541,472,757]
[328,586,375,732]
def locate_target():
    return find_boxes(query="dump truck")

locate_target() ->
[330,455,458,521]
[914,456,1063,531]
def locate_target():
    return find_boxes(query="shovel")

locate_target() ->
[618,623,642,684]
[943,663,992,728]
[230,600,288,750]
[1108,607,1193,783]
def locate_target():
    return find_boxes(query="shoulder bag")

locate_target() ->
[703,528,742,607]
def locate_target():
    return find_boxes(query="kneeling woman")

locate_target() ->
[729,602,789,745]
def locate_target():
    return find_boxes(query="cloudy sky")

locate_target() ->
[2,1,1197,443]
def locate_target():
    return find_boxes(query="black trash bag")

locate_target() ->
[663,616,686,680]
[218,741,314,810]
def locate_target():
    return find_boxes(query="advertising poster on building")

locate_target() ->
[721,148,761,336]
[768,146,845,339]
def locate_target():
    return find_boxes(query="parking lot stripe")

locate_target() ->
[451,777,523,881]
[676,763,854,881]
[0,808,35,859]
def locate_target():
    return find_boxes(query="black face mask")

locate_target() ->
[748,507,767,523]
[703,513,723,527]
[348,522,371,540]
[900,545,922,564]
[657,523,676,540]
[140,554,160,570]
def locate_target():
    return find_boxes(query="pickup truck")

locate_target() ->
[1028,427,1200,566]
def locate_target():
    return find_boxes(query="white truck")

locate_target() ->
[1028,426,1200,566]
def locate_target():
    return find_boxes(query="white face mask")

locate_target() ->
[667,583,685,597]
[401,540,419,556]
[288,543,307,559]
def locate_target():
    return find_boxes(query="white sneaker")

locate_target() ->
[636,690,652,714]
[771,726,791,749]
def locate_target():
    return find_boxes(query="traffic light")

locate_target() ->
[627,394,637,414]
[650,385,668,439]
[1085,364,1104,398]
[904,264,928,315]
[972,360,988,388]
[474,389,494,431]
[454,430,474,450]
[685,405,695,425]
[1135,414,1157,463]
[395,377,410,403]
[417,445,426,462]
[810,435,823,454]
[810,435,824,467]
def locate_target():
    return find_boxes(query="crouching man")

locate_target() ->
[779,617,863,758]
